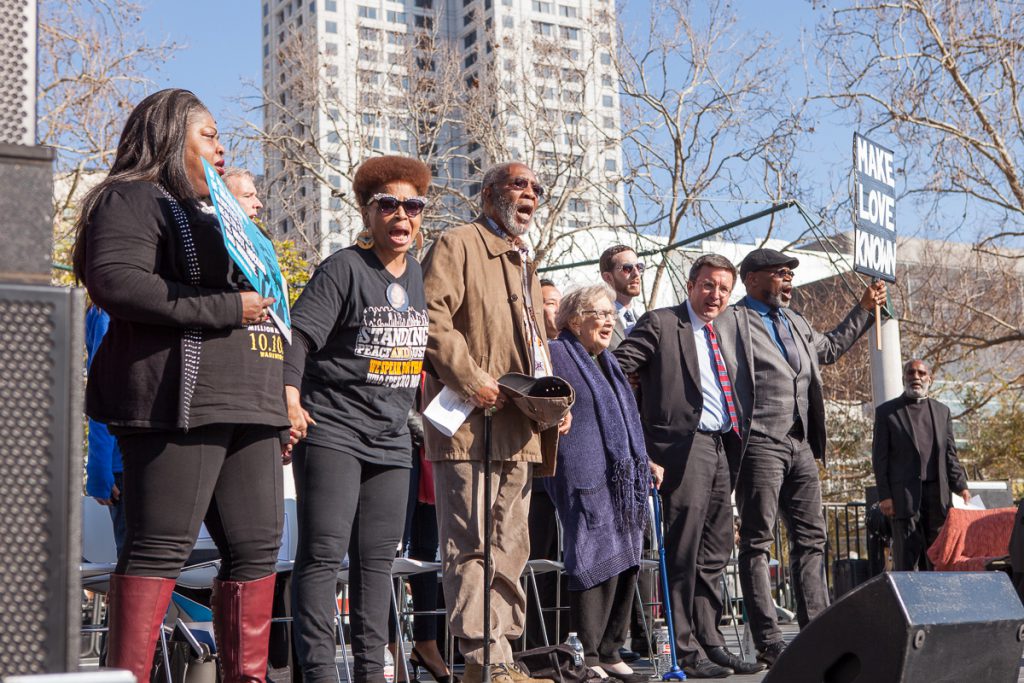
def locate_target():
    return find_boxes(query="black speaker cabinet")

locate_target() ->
[764,571,1024,683]
[0,283,85,675]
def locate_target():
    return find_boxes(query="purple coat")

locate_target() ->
[546,331,650,590]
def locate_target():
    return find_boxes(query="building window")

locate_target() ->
[464,52,477,68]
[329,219,342,233]
[263,3,269,16]
[605,158,617,171]
[533,21,553,36]
[263,43,269,56]
[532,0,552,11]
[600,51,612,65]
[603,116,615,128]
[602,94,613,107]
[464,9,475,25]
[559,4,577,17]
[568,198,588,212]
[464,30,477,48]
[387,10,406,23]
[561,26,579,40]
[325,20,337,33]
[326,0,337,9]
[502,15,513,27]
[414,0,433,7]
[414,14,433,28]
[358,5,377,19]
[263,23,269,36]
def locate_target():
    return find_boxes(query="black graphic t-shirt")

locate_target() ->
[290,246,427,466]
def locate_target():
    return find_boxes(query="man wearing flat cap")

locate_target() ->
[712,248,886,669]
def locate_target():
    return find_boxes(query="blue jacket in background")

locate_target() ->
[85,305,122,498]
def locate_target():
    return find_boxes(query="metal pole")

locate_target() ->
[483,409,494,683]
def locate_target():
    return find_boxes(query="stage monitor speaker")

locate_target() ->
[0,283,85,676]
[0,0,36,146]
[763,571,1024,683]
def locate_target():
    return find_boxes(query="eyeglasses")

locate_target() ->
[616,262,645,275]
[764,268,795,280]
[369,193,427,217]
[582,309,617,320]
[507,177,546,199]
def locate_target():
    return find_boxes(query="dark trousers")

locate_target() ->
[569,567,638,667]
[660,431,735,667]
[525,488,569,648]
[388,452,443,643]
[116,423,283,581]
[108,471,128,558]
[735,431,828,649]
[291,443,409,683]
[891,482,947,571]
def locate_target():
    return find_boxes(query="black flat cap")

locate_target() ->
[498,373,575,430]
[739,248,800,280]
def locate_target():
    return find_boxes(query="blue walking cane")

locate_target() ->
[651,485,687,681]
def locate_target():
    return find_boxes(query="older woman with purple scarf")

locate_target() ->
[545,285,655,683]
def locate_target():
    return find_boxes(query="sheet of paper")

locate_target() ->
[423,386,474,438]
[952,494,987,510]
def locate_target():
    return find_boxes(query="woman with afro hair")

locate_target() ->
[285,156,432,683]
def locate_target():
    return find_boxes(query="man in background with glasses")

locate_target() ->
[599,245,645,351]
[713,248,886,669]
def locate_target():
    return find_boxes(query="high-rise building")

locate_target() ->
[261,0,624,260]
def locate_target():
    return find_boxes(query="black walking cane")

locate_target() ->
[482,406,496,683]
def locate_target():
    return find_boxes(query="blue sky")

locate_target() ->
[137,0,865,241]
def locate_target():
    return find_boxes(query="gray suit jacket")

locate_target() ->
[713,298,873,464]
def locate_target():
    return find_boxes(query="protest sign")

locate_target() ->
[203,159,291,342]
[853,133,897,283]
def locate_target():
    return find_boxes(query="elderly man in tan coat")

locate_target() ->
[422,161,569,683]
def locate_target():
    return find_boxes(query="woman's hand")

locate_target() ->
[648,460,664,490]
[286,385,315,441]
[241,292,276,325]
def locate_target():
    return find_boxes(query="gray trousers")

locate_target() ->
[735,431,828,649]
[660,431,735,667]
[434,459,532,666]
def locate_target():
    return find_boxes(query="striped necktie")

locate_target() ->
[705,322,739,435]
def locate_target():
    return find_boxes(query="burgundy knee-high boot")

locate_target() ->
[211,573,277,683]
[106,574,176,682]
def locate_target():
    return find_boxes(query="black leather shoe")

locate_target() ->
[706,646,765,675]
[756,640,787,669]
[618,647,642,663]
[681,659,731,679]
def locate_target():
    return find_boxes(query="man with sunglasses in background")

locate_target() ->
[712,248,886,669]
[422,161,570,683]
[600,245,645,351]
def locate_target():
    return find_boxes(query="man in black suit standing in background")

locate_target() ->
[600,245,644,351]
[616,254,761,678]
[872,359,970,570]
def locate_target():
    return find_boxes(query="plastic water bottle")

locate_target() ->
[566,632,584,667]
[655,625,672,672]
[384,645,395,683]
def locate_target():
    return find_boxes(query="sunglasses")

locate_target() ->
[369,193,427,217]
[507,177,546,198]
[764,268,795,280]
[616,262,645,275]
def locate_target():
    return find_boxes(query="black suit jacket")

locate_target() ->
[613,304,741,480]
[871,396,969,520]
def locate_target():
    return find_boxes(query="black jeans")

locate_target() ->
[569,567,638,667]
[115,423,283,581]
[735,430,828,649]
[291,443,409,683]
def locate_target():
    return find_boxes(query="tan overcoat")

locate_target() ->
[421,217,558,475]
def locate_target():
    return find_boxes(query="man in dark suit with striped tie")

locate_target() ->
[713,248,886,669]
[616,254,761,678]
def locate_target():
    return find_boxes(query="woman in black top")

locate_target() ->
[285,156,431,683]
[72,89,287,683]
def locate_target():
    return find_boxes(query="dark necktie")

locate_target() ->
[705,322,739,434]
[623,308,636,331]
[768,308,802,373]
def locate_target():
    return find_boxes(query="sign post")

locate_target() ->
[853,133,897,349]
